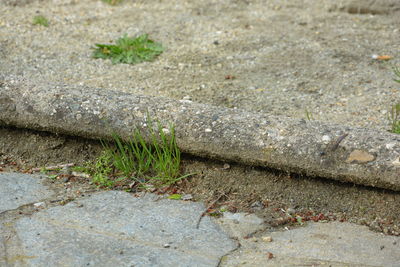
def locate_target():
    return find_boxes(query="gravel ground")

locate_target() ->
[1,0,399,130]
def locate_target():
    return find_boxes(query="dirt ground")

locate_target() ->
[1,126,399,236]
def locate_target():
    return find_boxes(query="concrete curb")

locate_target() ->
[0,79,399,191]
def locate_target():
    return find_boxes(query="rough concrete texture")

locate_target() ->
[1,171,400,267]
[12,191,237,267]
[1,0,399,132]
[1,80,399,191]
[0,172,53,213]
[220,221,400,267]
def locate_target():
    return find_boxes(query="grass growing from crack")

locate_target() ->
[388,66,400,134]
[393,65,400,84]
[83,121,190,188]
[304,109,314,121]
[92,34,163,65]
[388,103,400,134]
[32,15,49,27]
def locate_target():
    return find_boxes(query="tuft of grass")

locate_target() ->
[92,34,164,65]
[386,67,400,134]
[83,120,190,188]
[393,65,400,83]
[388,103,400,134]
[32,15,49,27]
[304,109,314,121]
[102,0,123,5]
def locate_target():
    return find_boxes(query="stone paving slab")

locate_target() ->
[3,190,237,267]
[220,220,400,267]
[1,172,400,267]
[0,172,53,213]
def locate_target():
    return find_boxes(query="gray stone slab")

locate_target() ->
[0,227,6,267]
[221,221,400,267]
[0,172,53,213]
[10,191,237,267]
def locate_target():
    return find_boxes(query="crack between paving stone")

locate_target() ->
[217,238,241,267]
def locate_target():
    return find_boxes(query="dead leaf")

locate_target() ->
[372,54,392,61]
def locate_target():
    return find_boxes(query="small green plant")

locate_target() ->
[305,109,314,121]
[92,34,163,65]
[70,166,88,173]
[48,174,58,180]
[393,65,400,83]
[101,0,123,5]
[32,15,49,27]
[388,103,400,134]
[386,66,400,134]
[168,194,182,200]
[88,150,115,188]
[84,119,191,189]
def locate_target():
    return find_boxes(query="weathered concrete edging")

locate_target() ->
[0,79,399,191]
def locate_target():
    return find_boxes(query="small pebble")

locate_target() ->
[33,202,45,208]
[181,194,193,201]
[286,208,296,215]
[385,143,395,149]
[250,201,265,210]
[222,163,230,170]
[262,236,273,242]
[322,135,331,143]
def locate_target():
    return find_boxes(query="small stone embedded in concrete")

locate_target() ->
[346,149,375,164]
[392,157,400,166]
[322,135,331,143]
[10,191,236,267]
[0,172,53,213]
[262,236,273,242]
[386,143,396,150]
